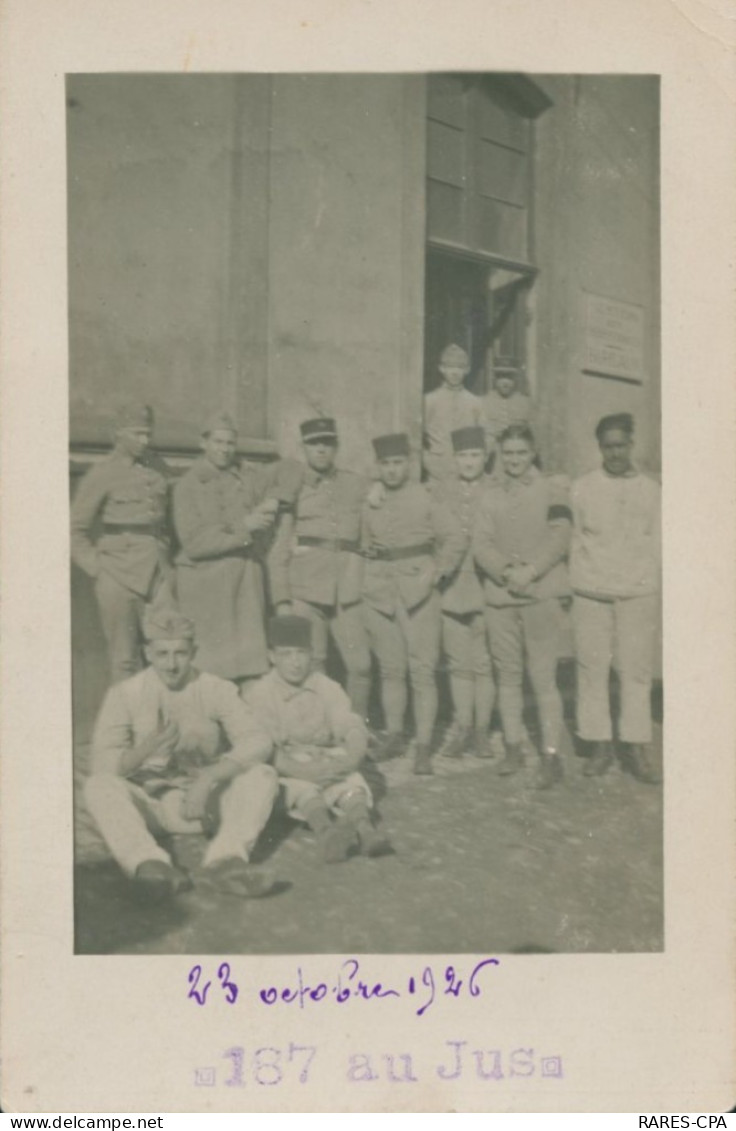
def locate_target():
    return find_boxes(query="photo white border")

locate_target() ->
[1,0,735,1112]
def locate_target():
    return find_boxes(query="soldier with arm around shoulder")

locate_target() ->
[361,432,464,775]
[173,410,282,687]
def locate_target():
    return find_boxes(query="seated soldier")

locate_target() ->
[83,608,279,899]
[246,615,392,863]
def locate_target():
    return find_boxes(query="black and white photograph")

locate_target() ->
[68,71,664,957]
[4,0,736,1113]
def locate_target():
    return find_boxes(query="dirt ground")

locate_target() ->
[74,711,663,956]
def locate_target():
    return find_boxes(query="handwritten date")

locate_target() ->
[187,957,500,1016]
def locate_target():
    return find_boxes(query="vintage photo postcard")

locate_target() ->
[1,0,735,1114]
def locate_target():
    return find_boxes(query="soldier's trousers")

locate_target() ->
[363,592,441,746]
[281,771,372,821]
[95,568,174,684]
[485,600,564,751]
[291,598,372,718]
[84,764,278,876]
[441,610,495,730]
[572,593,658,743]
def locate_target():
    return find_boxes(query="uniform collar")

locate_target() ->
[501,464,540,489]
[267,667,320,700]
[112,447,141,468]
[304,466,337,487]
[601,465,638,480]
[147,664,200,694]
[194,455,244,483]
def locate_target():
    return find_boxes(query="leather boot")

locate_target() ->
[472,729,494,759]
[133,860,192,900]
[341,801,394,858]
[373,732,406,762]
[413,743,434,776]
[495,743,524,776]
[441,726,472,759]
[320,819,358,864]
[535,751,563,791]
[623,743,662,785]
[583,741,614,777]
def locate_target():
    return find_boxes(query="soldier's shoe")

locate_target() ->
[355,821,394,859]
[472,730,494,759]
[413,744,434,776]
[534,752,563,791]
[622,743,662,785]
[133,860,192,900]
[441,726,472,759]
[198,856,277,898]
[320,818,358,864]
[582,741,614,777]
[495,743,524,776]
[371,731,407,763]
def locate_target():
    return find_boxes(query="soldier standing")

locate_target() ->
[70,403,174,683]
[361,432,464,775]
[473,424,572,790]
[268,418,372,720]
[423,343,486,483]
[432,426,496,759]
[481,362,535,465]
[173,410,281,686]
[570,413,661,784]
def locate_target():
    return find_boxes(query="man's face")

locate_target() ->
[202,428,237,470]
[599,428,634,476]
[145,638,196,691]
[378,454,410,489]
[440,362,469,389]
[116,426,152,459]
[270,646,312,686]
[500,437,535,479]
[454,448,486,481]
[494,375,516,399]
[303,438,337,474]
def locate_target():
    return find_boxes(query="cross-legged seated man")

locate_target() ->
[246,615,392,863]
[83,608,279,899]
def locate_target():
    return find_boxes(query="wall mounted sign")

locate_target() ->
[583,292,646,383]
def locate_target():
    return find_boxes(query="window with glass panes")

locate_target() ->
[424,74,550,395]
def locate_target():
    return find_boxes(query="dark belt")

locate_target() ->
[102,523,165,537]
[366,541,435,562]
[297,535,360,552]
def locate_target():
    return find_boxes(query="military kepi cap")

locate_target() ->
[202,409,238,437]
[452,426,486,453]
[113,403,154,431]
[300,417,338,442]
[372,432,410,460]
[440,343,470,366]
[143,608,196,642]
[268,614,313,650]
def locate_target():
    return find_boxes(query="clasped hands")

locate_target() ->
[502,561,536,596]
[134,722,216,821]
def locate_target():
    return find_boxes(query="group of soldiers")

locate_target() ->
[72,343,662,900]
